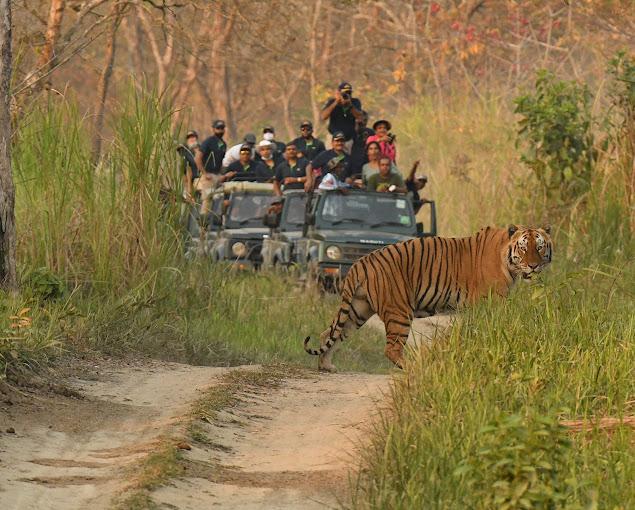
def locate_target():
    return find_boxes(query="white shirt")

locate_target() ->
[318,172,348,191]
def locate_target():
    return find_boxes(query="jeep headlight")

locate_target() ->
[326,245,342,260]
[231,241,247,257]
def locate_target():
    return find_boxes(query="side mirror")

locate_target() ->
[263,212,281,229]
[416,222,424,237]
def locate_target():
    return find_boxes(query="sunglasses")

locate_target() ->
[215,126,226,130]
[300,126,312,130]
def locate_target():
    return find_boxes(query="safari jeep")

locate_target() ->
[261,190,308,271]
[208,181,277,269]
[296,190,436,290]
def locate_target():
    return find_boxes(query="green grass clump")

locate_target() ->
[351,263,635,509]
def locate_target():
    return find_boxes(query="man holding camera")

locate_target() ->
[320,82,363,154]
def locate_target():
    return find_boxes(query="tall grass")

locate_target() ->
[352,260,634,508]
[2,90,389,375]
[393,96,530,236]
[13,89,180,290]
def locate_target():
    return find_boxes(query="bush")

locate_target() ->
[515,71,596,207]
[455,412,576,510]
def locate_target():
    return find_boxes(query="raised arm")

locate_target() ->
[321,93,340,121]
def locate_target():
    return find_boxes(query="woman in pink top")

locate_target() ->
[366,119,396,163]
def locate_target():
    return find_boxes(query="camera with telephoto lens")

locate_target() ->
[341,91,351,101]
[387,132,396,143]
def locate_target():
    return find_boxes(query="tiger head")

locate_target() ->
[506,225,553,280]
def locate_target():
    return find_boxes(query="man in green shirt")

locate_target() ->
[366,157,406,193]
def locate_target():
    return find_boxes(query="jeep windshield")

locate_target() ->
[225,193,277,229]
[280,194,307,230]
[315,192,416,234]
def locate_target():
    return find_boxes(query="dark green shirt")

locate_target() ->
[366,172,405,192]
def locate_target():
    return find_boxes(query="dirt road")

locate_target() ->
[0,358,389,509]
[0,314,450,509]
[152,372,388,509]
[0,358,234,509]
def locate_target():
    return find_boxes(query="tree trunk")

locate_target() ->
[0,0,17,291]
[171,9,213,131]
[208,5,236,135]
[92,2,125,164]
[308,0,322,132]
[25,0,66,93]
[137,3,174,94]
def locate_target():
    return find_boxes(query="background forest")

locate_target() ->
[13,1,634,137]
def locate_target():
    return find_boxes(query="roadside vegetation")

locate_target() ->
[0,89,387,378]
[352,54,635,508]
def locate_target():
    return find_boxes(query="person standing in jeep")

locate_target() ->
[273,143,309,195]
[349,111,374,177]
[304,132,352,191]
[200,119,227,174]
[289,120,326,161]
[320,82,363,154]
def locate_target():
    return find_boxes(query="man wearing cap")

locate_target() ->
[366,119,397,163]
[320,82,363,154]
[349,111,375,177]
[262,126,286,157]
[177,130,204,203]
[304,131,352,191]
[318,155,350,191]
[289,120,326,161]
[222,133,257,169]
[200,120,228,174]
[256,140,282,180]
[224,144,270,182]
[273,143,309,196]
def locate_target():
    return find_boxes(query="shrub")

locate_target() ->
[454,412,577,510]
[515,71,596,207]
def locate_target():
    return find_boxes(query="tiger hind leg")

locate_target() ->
[318,295,373,373]
[381,314,412,369]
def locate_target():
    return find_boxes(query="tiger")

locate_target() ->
[304,225,552,372]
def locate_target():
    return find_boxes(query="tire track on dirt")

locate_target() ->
[152,372,389,510]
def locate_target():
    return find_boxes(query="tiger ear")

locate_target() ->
[542,225,551,235]
[508,224,518,238]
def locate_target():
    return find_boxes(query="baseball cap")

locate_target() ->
[243,133,257,144]
[263,125,275,134]
[327,154,346,171]
[186,130,198,138]
[258,140,273,148]
[212,119,225,129]
[332,131,346,141]
[239,144,252,152]
[300,120,313,128]
[338,82,353,92]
